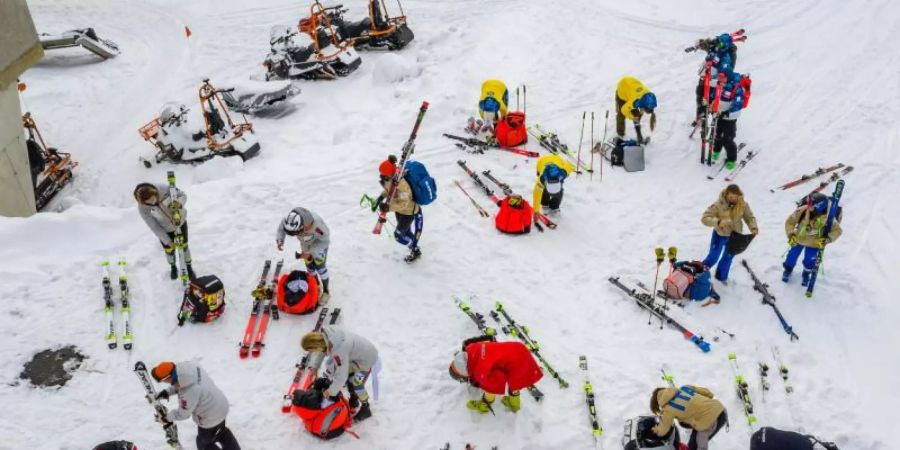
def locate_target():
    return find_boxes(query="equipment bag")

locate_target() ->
[622,415,680,450]
[663,261,712,301]
[495,111,528,148]
[726,232,755,255]
[184,275,226,323]
[495,195,533,234]
[292,389,352,440]
[404,160,437,205]
[277,270,320,315]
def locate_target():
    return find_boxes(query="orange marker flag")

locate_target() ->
[184,26,192,38]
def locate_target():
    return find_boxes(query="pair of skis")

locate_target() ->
[492,301,569,388]
[456,160,557,231]
[741,260,799,340]
[684,29,747,53]
[373,102,429,235]
[239,260,284,358]
[453,180,490,218]
[444,133,540,158]
[770,163,844,192]
[527,124,592,173]
[728,353,757,431]
[608,277,711,353]
[794,166,853,206]
[722,147,761,182]
[101,260,133,350]
[481,170,557,230]
[453,296,545,402]
[281,307,342,412]
[135,361,182,449]
[706,142,746,180]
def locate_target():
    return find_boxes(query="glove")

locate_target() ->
[154,390,170,401]
[155,412,172,425]
[788,234,798,247]
[276,240,284,251]
[312,377,331,391]
[817,237,828,249]
[169,200,182,210]
[378,201,390,213]
[164,242,176,253]
[294,251,303,260]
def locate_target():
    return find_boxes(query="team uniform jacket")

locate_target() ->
[163,361,230,428]
[464,341,542,395]
[701,188,759,237]
[382,177,419,216]
[532,154,575,207]
[320,326,379,398]
[275,208,331,254]
[785,203,843,248]
[654,385,725,436]
[137,183,186,246]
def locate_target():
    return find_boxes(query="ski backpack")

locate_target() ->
[292,388,352,440]
[277,270,320,315]
[404,160,437,205]
[622,415,680,450]
[495,195,533,235]
[663,261,712,301]
[495,111,528,148]
[183,275,226,323]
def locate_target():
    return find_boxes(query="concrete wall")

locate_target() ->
[0,0,43,217]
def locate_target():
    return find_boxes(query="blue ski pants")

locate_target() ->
[394,209,423,249]
[702,231,733,281]
[783,245,819,272]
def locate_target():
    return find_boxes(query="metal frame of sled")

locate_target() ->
[39,28,120,60]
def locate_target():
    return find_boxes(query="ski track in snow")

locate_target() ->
[2,0,898,448]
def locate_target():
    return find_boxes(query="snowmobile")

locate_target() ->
[22,113,79,211]
[262,1,362,81]
[138,79,261,167]
[39,28,120,60]
[218,80,301,115]
[325,0,414,50]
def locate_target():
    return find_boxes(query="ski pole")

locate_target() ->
[516,87,520,111]
[523,84,527,115]
[650,247,664,325]
[662,246,677,330]
[599,110,609,182]
[575,112,586,176]
[590,112,595,182]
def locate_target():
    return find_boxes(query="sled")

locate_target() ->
[218,80,301,115]
[39,28,120,60]
[22,113,79,211]
[327,0,415,50]
[138,79,261,167]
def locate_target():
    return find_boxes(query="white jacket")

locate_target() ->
[321,327,378,397]
[164,361,230,428]
[137,183,187,246]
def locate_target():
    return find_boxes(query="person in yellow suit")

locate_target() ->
[616,76,657,144]
[532,154,575,216]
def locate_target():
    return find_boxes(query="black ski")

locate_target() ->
[741,260,799,341]
[135,361,182,449]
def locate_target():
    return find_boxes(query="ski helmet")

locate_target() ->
[151,361,176,382]
[634,92,657,111]
[717,33,734,50]
[544,164,564,182]
[448,350,469,382]
[283,207,313,236]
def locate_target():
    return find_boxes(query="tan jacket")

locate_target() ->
[655,386,725,436]
[383,178,419,216]
[785,204,842,248]
[701,189,758,237]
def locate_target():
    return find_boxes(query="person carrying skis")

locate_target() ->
[750,427,840,450]
[374,155,423,262]
[615,76,657,144]
[711,72,750,170]
[532,153,575,216]
[276,207,331,302]
[694,33,738,122]
[150,361,241,450]
[650,385,727,450]
[700,184,759,283]
[781,195,842,285]
[301,326,379,422]
[134,183,195,280]
[447,336,543,414]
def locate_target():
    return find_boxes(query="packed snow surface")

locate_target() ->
[2,0,899,449]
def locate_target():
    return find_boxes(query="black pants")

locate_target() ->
[695,78,706,118]
[196,420,241,450]
[713,119,738,162]
[688,410,728,450]
[159,222,189,250]
[541,189,563,210]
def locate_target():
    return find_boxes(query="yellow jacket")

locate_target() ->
[616,76,656,131]
[785,204,843,248]
[655,386,725,436]
[532,154,575,207]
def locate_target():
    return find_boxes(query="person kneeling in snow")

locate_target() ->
[650,385,727,450]
[533,153,575,217]
[151,361,241,450]
[448,335,542,414]
[750,427,840,450]
[301,327,379,422]
[276,207,331,303]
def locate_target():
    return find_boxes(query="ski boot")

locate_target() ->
[501,392,521,413]
[782,264,793,283]
[801,269,813,287]
[169,264,178,280]
[466,394,494,414]
[404,247,422,263]
[711,151,720,162]
[353,401,372,422]
[725,161,735,170]
[320,279,331,304]
[186,263,196,280]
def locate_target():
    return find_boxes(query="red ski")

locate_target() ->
[239,261,271,359]
[281,308,341,413]
[251,259,284,358]
[705,72,727,166]
[770,164,844,192]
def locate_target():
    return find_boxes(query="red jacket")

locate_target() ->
[465,341,542,394]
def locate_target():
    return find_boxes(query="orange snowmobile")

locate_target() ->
[22,113,78,211]
[326,0,414,50]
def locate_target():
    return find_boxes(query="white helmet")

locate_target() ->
[283,207,313,235]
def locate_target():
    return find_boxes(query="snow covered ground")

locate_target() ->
[2,0,899,448]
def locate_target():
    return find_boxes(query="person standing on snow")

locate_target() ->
[134,183,195,280]
[532,153,575,217]
[781,195,842,285]
[150,361,241,450]
[750,427,841,450]
[276,207,331,303]
[711,72,751,170]
[447,336,543,414]
[301,326,379,422]
[373,155,423,263]
[700,184,759,283]
[694,33,738,123]
[650,385,728,450]
[615,76,657,144]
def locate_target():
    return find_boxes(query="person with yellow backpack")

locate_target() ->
[532,153,575,216]
[616,76,657,144]
[478,79,509,130]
